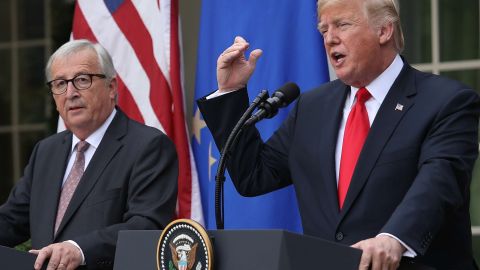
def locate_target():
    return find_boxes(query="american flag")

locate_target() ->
[64,0,204,223]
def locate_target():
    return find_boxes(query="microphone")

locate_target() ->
[244,82,300,126]
[214,84,298,229]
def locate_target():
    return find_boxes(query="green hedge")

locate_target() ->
[15,239,32,252]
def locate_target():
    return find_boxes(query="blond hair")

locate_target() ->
[317,0,404,52]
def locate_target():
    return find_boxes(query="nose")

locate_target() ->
[65,81,80,98]
[324,28,340,46]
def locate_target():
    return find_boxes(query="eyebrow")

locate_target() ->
[318,23,327,32]
[318,17,341,31]
[52,71,93,80]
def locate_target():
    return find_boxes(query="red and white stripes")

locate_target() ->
[68,0,203,224]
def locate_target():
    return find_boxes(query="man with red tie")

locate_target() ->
[197,0,480,269]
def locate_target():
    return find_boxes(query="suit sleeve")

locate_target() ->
[381,88,480,255]
[73,132,178,267]
[197,88,296,196]
[0,143,38,246]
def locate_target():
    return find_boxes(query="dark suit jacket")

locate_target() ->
[0,109,178,269]
[198,64,480,269]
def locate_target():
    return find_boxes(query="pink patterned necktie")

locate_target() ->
[54,141,90,234]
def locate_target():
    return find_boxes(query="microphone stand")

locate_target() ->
[214,90,269,229]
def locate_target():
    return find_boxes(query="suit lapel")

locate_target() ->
[38,132,72,242]
[339,65,417,219]
[54,110,127,238]
[315,83,349,215]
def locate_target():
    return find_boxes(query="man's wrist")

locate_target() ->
[377,233,417,257]
[64,240,86,265]
[206,88,241,100]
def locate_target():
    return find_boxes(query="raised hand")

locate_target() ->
[217,36,262,92]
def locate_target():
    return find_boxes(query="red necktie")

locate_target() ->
[338,88,371,209]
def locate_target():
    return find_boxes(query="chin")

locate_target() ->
[335,72,350,83]
[65,117,89,129]
[333,65,347,76]
[335,70,358,86]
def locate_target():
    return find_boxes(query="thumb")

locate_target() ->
[248,49,263,67]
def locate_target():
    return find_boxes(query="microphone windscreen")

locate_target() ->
[276,82,300,106]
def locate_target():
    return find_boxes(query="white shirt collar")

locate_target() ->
[350,54,404,105]
[71,108,117,152]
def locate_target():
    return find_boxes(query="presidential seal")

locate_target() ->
[157,219,213,270]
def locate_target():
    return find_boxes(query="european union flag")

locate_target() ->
[192,0,330,231]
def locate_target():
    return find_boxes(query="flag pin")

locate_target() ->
[395,103,404,111]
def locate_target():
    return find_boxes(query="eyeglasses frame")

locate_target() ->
[46,73,107,95]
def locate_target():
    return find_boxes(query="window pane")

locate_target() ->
[439,0,479,61]
[17,0,45,40]
[0,0,11,42]
[399,0,432,63]
[20,131,47,172]
[0,49,11,125]
[473,161,480,226]
[0,133,13,204]
[51,1,75,50]
[442,69,480,228]
[441,69,480,92]
[18,46,49,124]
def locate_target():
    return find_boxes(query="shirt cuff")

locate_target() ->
[206,89,240,99]
[65,240,86,265]
[377,233,417,258]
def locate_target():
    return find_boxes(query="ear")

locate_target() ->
[378,21,394,45]
[108,77,118,99]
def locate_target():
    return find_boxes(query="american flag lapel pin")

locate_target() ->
[395,103,404,111]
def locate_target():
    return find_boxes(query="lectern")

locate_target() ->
[0,245,46,270]
[113,230,434,270]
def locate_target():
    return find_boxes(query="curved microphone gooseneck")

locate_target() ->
[214,82,300,229]
[215,90,269,229]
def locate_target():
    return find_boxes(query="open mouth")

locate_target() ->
[331,52,346,64]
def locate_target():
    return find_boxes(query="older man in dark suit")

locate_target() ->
[197,0,480,269]
[0,40,178,269]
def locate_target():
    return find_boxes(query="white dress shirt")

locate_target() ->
[334,54,403,181]
[62,109,117,185]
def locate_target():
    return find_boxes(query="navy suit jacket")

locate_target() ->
[0,109,178,269]
[198,64,480,269]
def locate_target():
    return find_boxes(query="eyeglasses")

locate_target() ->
[47,73,107,95]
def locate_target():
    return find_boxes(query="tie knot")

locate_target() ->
[76,141,90,153]
[356,87,371,104]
